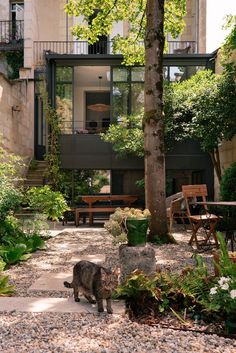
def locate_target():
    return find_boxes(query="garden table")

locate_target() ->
[77,195,138,226]
[196,201,236,251]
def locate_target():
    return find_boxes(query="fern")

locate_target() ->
[0,275,14,296]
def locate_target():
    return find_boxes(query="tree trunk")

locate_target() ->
[144,0,170,242]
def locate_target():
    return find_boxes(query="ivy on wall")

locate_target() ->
[39,80,63,191]
[5,49,23,80]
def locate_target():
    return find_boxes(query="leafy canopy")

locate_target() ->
[65,0,186,64]
[103,67,236,157]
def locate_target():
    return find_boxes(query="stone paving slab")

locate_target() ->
[69,254,105,264]
[29,255,106,292]
[29,272,72,292]
[0,296,125,314]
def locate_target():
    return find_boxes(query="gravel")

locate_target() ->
[1,224,236,353]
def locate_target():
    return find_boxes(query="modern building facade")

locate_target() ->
[0,0,218,199]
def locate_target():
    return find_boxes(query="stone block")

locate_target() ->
[119,244,156,283]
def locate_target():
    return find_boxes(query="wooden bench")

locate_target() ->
[75,207,117,226]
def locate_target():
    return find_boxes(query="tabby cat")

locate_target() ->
[64,260,119,314]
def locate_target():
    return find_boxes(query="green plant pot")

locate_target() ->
[126,217,149,246]
[225,318,236,335]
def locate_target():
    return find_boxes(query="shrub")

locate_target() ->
[220,162,236,201]
[0,178,22,221]
[26,185,69,221]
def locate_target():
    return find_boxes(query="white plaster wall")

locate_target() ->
[0,74,34,158]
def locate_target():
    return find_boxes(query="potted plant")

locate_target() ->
[105,207,150,246]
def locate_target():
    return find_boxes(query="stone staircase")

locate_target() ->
[24,160,48,188]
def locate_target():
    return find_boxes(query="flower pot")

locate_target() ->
[225,317,236,335]
[126,217,149,246]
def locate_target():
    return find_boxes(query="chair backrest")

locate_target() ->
[182,184,208,216]
[166,192,183,208]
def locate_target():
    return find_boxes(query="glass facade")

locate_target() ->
[112,67,144,122]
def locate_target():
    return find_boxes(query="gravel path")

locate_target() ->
[1,224,236,353]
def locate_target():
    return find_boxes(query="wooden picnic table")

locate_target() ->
[77,194,138,226]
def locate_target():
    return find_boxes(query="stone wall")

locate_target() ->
[0,73,34,159]
[214,49,236,198]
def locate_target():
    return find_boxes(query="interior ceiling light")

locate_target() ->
[87,76,110,112]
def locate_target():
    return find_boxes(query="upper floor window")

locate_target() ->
[10,2,24,21]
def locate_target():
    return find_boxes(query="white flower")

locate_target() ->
[230,290,236,299]
[218,277,231,287]
[210,287,218,295]
[221,283,229,290]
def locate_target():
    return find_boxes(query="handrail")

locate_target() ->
[58,119,111,135]
[0,20,24,43]
[33,40,197,66]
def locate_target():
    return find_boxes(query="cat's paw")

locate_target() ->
[98,308,104,312]
[107,308,113,314]
[74,298,80,302]
[90,299,96,304]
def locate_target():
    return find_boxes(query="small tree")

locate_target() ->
[65,0,186,242]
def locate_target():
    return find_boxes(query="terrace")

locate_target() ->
[33,39,197,66]
[0,20,24,51]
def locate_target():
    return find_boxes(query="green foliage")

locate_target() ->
[38,80,63,190]
[0,178,22,221]
[5,49,23,80]
[220,15,236,65]
[220,163,236,201]
[0,230,45,266]
[0,143,25,182]
[0,274,14,296]
[104,207,150,243]
[26,185,69,222]
[60,169,109,203]
[101,112,144,157]
[29,158,38,171]
[65,0,186,65]
[214,232,236,278]
[115,255,218,318]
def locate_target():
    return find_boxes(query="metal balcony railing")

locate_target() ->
[34,39,197,66]
[59,119,111,135]
[0,20,24,50]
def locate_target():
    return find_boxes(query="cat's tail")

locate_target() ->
[64,281,72,288]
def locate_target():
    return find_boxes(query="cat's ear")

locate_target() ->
[112,267,120,277]
[101,268,107,281]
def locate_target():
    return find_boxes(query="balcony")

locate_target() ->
[33,40,197,66]
[0,20,24,51]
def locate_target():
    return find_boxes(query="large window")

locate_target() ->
[165,66,205,82]
[112,67,144,121]
[56,67,73,134]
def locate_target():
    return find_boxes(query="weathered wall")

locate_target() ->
[178,0,206,53]
[214,49,236,198]
[0,73,34,158]
[0,0,9,21]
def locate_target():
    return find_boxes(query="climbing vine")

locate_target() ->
[39,80,62,191]
[5,49,23,80]
[220,15,236,65]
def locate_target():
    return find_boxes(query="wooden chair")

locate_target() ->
[166,192,188,232]
[182,184,220,250]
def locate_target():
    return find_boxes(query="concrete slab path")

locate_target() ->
[0,296,124,314]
